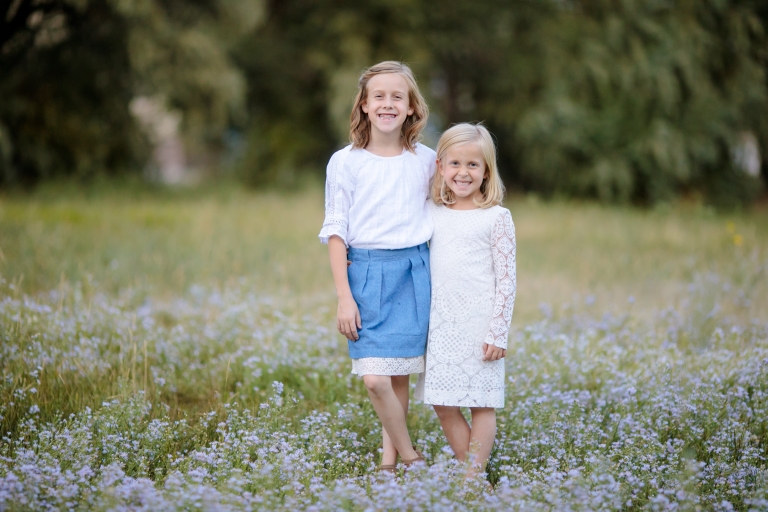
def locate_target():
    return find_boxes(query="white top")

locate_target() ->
[318,143,437,249]
[415,203,516,408]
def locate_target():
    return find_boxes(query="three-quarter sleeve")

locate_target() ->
[318,150,351,245]
[484,209,516,349]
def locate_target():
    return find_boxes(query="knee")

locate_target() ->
[363,375,391,396]
[471,407,496,419]
[433,405,459,421]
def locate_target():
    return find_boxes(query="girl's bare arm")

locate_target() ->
[328,235,361,340]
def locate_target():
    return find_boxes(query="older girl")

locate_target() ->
[319,61,435,471]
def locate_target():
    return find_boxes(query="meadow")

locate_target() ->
[1,185,767,510]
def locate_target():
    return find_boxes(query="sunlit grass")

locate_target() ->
[0,188,329,302]
[2,186,766,322]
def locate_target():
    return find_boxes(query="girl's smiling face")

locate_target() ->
[361,73,414,138]
[438,142,488,209]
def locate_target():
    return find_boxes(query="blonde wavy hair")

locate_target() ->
[432,123,505,208]
[349,61,428,153]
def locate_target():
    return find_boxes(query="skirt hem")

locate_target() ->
[347,336,427,359]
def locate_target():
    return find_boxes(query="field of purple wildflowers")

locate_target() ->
[1,189,767,510]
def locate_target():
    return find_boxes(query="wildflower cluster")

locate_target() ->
[1,274,767,510]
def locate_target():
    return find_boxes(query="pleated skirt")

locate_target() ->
[346,243,431,359]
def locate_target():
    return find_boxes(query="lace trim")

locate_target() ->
[325,151,340,219]
[351,356,424,376]
[318,221,348,245]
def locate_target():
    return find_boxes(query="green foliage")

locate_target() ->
[0,0,146,183]
[483,0,768,206]
[231,0,424,186]
[1,0,767,206]
[0,0,262,184]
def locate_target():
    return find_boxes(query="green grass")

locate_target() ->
[2,186,766,323]
[0,187,329,302]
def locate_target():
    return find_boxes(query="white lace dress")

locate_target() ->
[415,203,516,408]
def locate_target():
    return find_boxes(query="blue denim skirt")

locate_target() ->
[346,243,431,359]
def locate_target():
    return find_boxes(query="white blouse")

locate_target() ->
[318,143,437,249]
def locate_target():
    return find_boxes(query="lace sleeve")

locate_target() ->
[318,149,351,245]
[484,209,516,349]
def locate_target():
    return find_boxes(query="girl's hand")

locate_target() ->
[337,295,362,341]
[482,343,506,361]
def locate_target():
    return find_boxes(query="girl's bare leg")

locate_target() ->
[363,375,419,461]
[433,405,471,461]
[467,407,496,476]
[380,375,411,465]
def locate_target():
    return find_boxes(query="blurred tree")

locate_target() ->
[387,0,766,207]
[0,0,262,185]
[231,0,428,187]
[1,0,143,183]
[475,0,767,207]
[2,0,766,206]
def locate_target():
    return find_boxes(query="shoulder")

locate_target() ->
[430,201,453,223]
[326,145,353,171]
[328,145,364,179]
[415,142,436,158]
[492,205,511,218]
[328,145,353,165]
[414,143,436,164]
[490,206,514,235]
[430,202,451,230]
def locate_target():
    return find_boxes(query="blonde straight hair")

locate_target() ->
[432,123,505,208]
[349,61,429,153]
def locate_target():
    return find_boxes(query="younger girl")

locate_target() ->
[319,61,436,471]
[416,123,516,475]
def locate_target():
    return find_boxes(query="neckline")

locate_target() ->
[441,204,492,212]
[360,144,413,159]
